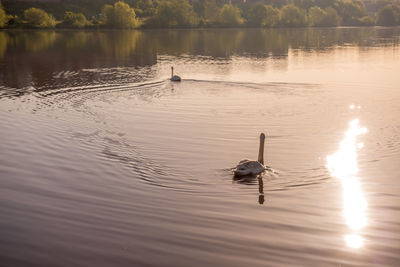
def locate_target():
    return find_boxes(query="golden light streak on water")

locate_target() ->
[326,118,367,249]
[345,234,364,249]
[349,105,361,110]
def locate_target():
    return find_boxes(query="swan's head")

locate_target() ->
[260,133,265,141]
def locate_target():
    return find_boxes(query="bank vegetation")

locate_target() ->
[1,0,400,29]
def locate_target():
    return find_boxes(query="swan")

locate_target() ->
[170,66,181,82]
[234,133,267,176]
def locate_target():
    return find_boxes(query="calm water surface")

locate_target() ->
[1,28,400,266]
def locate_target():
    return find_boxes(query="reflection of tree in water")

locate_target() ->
[240,29,288,56]
[0,28,399,93]
[65,31,90,49]
[23,31,58,52]
[0,32,8,59]
[0,30,158,91]
[151,29,286,58]
[99,30,141,58]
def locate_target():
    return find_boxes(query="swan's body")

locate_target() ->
[170,66,181,82]
[234,160,265,176]
[234,133,266,176]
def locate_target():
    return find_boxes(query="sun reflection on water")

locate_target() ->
[326,118,367,249]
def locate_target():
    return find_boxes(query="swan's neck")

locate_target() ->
[258,134,265,165]
[171,67,174,78]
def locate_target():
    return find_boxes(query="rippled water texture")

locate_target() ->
[1,28,400,266]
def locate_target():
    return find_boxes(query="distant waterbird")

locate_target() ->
[234,133,268,176]
[170,66,181,82]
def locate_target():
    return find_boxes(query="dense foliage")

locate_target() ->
[334,0,366,25]
[62,12,89,28]
[1,0,400,29]
[246,3,269,26]
[280,4,308,27]
[24,8,56,28]
[147,0,198,27]
[218,4,244,26]
[264,5,280,27]
[309,6,341,26]
[376,4,400,25]
[0,4,7,28]
[101,1,138,28]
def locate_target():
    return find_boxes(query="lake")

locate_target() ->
[1,27,400,266]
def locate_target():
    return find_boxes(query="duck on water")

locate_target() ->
[170,66,181,82]
[233,133,270,176]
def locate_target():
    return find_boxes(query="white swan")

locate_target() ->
[170,66,181,82]
[234,133,266,176]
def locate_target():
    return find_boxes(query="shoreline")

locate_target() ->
[2,25,399,32]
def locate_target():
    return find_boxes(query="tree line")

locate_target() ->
[1,0,400,29]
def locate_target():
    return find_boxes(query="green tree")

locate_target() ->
[218,4,244,26]
[324,7,341,26]
[334,0,366,25]
[309,6,326,26]
[293,0,316,10]
[114,1,138,28]
[101,5,114,25]
[153,1,174,26]
[24,8,56,28]
[265,5,280,27]
[101,1,138,28]
[356,15,375,26]
[192,0,203,17]
[0,4,7,28]
[308,6,341,26]
[313,0,336,9]
[135,0,156,17]
[203,0,219,24]
[279,4,307,27]
[247,3,268,26]
[152,0,198,27]
[376,4,400,26]
[63,12,89,28]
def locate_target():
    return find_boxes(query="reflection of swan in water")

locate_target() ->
[233,174,265,205]
[170,66,181,82]
[258,176,264,204]
[234,133,268,176]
